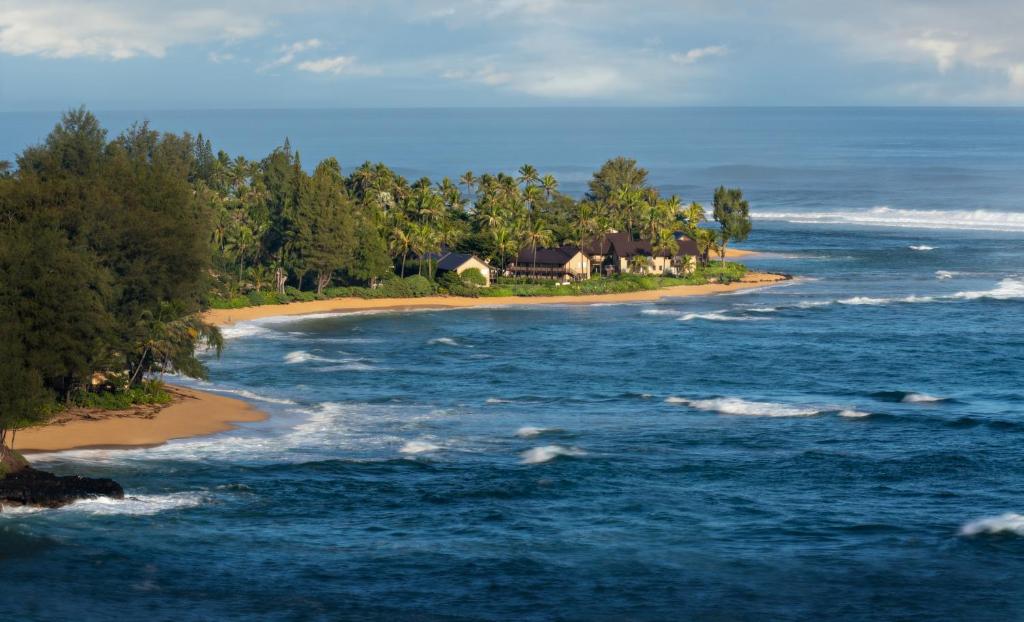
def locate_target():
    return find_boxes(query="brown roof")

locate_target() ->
[584,232,697,258]
[515,245,581,266]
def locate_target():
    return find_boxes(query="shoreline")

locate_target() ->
[24,267,786,455]
[205,271,789,327]
[17,386,267,454]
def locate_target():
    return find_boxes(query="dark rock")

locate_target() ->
[0,467,124,509]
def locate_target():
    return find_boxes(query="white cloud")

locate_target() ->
[0,1,266,59]
[260,38,321,71]
[670,44,727,65]
[296,55,353,75]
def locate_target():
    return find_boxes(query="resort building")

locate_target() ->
[431,252,493,286]
[509,246,591,281]
[583,232,698,276]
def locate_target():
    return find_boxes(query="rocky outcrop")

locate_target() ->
[0,467,124,509]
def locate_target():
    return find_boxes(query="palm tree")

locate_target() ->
[224,223,256,287]
[540,174,558,200]
[518,164,540,188]
[388,221,413,277]
[570,202,599,279]
[652,230,679,275]
[683,201,705,233]
[459,170,477,200]
[524,220,554,276]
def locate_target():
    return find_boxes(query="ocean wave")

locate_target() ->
[678,311,766,322]
[837,294,935,306]
[751,206,1024,232]
[667,396,822,417]
[641,308,682,316]
[428,337,465,347]
[936,270,956,280]
[959,513,1024,537]
[399,440,441,454]
[952,277,1024,301]
[869,390,949,404]
[203,387,296,405]
[901,392,946,403]
[520,445,586,464]
[515,426,564,438]
[909,245,935,251]
[3,493,206,516]
[486,397,513,404]
[220,323,273,339]
[838,409,872,418]
[314,362,378,372]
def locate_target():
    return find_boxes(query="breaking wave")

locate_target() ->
[909,245,935,251]
[202,387,296,405]
[2,493,205,516]
[678,311,766,322]
[428,337,464,347]
[515,426,564,438]
[838,409,872,418]
[936,270,956,280]
[751,206,1024,232]
[520,445,586,464]
[901,392,946,403]
[952,277,1024,300]
[399,440,441,454]
[959,513,1024,537]
[667,396,822,417]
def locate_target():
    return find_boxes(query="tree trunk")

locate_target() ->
[316,271,330,296]
[276,266,286,294]
[400,252,408,278]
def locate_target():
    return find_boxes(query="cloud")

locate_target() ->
[296,55,353,75]
[670,44,727,65]
[260,38,321,70]
[0,1,266,59]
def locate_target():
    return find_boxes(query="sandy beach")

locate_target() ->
[205,271,788,327]
[17,386,267,454]
[23,268,784,454]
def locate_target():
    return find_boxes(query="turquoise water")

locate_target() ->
[2,109,1024,620]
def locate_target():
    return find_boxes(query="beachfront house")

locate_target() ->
[583,232,698,276]
[509,246,591,281]
[431,252,492,286]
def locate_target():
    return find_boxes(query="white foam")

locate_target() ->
[516,426,561,438]
[314,362,378,372]
[752,206,1024,232]
[935,270,956,280]
[520,445,586,464]
[203,387,296,405]
[901,393,944,403]
[428,337,462,346]
[678,311,765,322]
[909,245,935,251]
[839,409,871,418]
[641,309,682,316]
[399,440,440,454]
[952,278,1024,301]
[959,513,1024,537]
[486,397,512,404]
[220,323,273,339]
[838,295,935,306]
[668,396,822,417]
[2,493,205,516]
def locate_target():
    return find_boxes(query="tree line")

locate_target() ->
[0,108,751,443]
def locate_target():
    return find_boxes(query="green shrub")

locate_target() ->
[404,275,435,297]
[460,268,487,287]
[72,380,174,410]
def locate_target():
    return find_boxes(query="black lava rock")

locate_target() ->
[0,467,124,509]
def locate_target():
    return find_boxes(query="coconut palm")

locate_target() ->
[540,174,558,200]
[388,220,413,277]
[459,170,477,200]
[524,220,555,275]
[518,164,540,188]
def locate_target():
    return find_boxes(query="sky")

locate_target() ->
[1,0,1024,110]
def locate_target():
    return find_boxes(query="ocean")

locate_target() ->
[2,108,1023,621]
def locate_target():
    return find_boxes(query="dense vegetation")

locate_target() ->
[0,108,753,450]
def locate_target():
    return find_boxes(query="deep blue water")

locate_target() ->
[2,109,1024,621]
